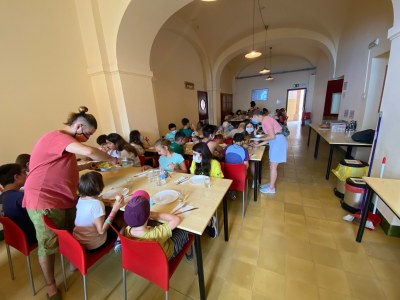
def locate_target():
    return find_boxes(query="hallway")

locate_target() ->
[1,123,400,299]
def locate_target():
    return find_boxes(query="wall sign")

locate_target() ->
[184,81,194,90]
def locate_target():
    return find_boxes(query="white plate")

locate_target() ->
[189,175,208,185]
[153,190,179,205]
[101,187,129,199]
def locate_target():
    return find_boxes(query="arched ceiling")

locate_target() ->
[170,0,351,68]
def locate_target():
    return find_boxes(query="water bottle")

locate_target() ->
[159,168,168,185]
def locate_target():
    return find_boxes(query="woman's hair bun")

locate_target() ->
[78,106,89,114]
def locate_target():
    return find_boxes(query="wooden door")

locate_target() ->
[323,79,344,119]
[198,91,208,122]
[221,93,233,121]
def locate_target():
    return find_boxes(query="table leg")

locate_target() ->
[307,126,312,147]
[356,188,373,243]
[314,134,320,159]
[194,235,206,300]
[253,161,259,202]
[223,194,229,242]
[345,146,353,158]
[258,161,262,184]
[325,145,334,180]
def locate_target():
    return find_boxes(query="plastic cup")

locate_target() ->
[204,176,211,188]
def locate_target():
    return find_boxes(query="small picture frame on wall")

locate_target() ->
[184,81,195,90]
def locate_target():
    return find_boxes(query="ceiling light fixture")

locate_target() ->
[245,0,261,59]
[259,25,270,74]
[265,47,274,81]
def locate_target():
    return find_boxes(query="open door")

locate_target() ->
[323,79,344,120]
[198,91,208,122]
[286,88,307,121]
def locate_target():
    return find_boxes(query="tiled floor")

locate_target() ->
[1,122,400,299]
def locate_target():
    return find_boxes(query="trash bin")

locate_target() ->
[332,159,368,198]
[341,177,367,213]
[301,112,311,126]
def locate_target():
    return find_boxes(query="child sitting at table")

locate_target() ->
[190,142,223,238]
[224,133,250,168]
[96,134,109,152]
[106,133,141,166]
[73,171,123,251]
[180,118,193,137]
[154,138,187,173]
[164,123,177,143]
[123,191,190,260]
[170,131,186,155]
[15,153,31,173]
[0,163,36,245]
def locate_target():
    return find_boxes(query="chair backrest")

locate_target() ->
[223,163,246,192]
[118,230,170,291]
[42,215,89,275]
[0,216,30,255]
[184,158,192,172]
[138,155,146,167]
[224,138,233,145]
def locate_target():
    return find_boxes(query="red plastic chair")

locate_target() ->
[184,158,192,173]
[110,225,194,300]
[0,216,37,295]
[138,155,146,167]
[222,163,248,221]
[224,138,233,145]
[42,215,117,300]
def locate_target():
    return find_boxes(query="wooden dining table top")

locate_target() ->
[94,167,232,235]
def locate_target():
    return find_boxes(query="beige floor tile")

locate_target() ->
[284,212,306,226]
[257,248,286,275]
[285,278,319,300]
[303,206,326,219]
[369,258,400,281]
[284,203,304,215]
[224,259,256,290]
[259,232,287,253]
[311,244,343,269]
[284,224,309,241]
[380,279,400,300]
[363,241,400,262]
[233,241,260,265]
[315,264,351,295]
[285,238,313,261]
[346,272,386,299]
[318,288,352,300]
[218,282,252,300]
[334,236,365,254]
[253,267,285,300]
[339,251,375,277]
[302,198,323,208]
[308,229,337,249]
[285,256,315,283]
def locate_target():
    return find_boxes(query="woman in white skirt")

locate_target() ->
[251,110,288,194]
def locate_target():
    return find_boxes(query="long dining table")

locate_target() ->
[97,166,232,300]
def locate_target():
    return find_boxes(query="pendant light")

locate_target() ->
[265,47,274,81]
[259,25,270,74]
[245,0,261,59]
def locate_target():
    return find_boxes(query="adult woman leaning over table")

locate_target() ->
[250,109,288,194]
[23,106,118,300]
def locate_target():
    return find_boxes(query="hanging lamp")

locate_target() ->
[259,25,270,74]
[245,0,261,59]
[265,47,274,80]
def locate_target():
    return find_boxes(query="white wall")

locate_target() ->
[151,29,205,136]
[0,1,98,165]
[234,56,315,115]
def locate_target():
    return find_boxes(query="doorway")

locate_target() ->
[286,88,307,121]
[220,93,233,122]
[323,79,344,120]
[197,91,208,123]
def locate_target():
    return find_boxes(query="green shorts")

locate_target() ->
[27,208,76,256]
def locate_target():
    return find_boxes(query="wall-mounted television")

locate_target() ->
[251,88,269,101]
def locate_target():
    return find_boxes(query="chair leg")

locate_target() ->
[26,255,36,295]
[83,275,88,300]
[61,255,68,291]
[123,269,127,300]
[165,290,169,300]
[5,244,15,280]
